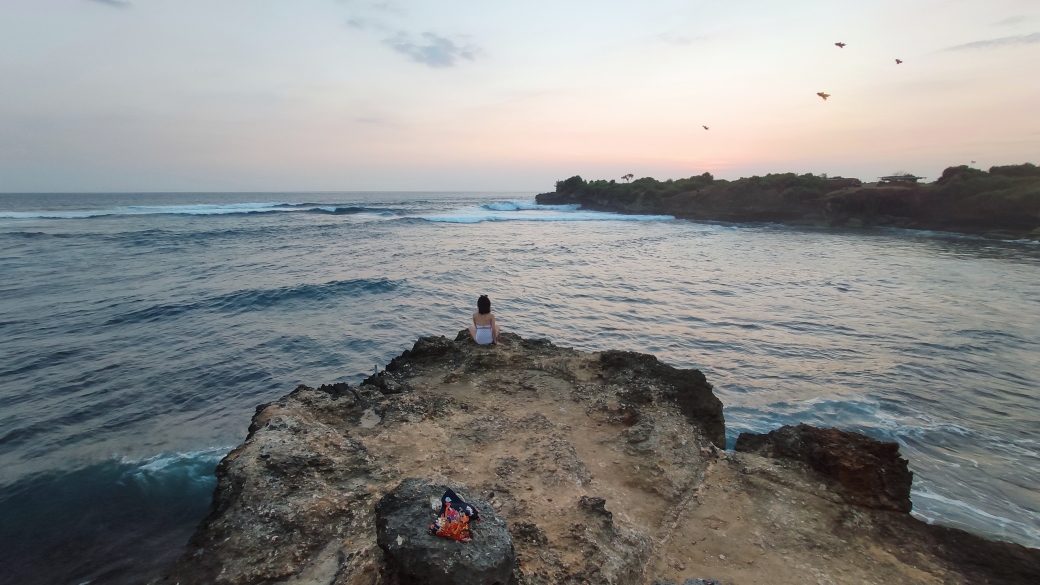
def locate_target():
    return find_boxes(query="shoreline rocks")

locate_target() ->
[155,332,1040,585]
[734,424,913,512]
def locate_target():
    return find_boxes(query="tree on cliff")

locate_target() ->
[555,176,586,194]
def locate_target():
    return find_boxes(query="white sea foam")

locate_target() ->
[118,447,231,486]
[482,201,581,212]
[122,446,229,471]
[419,200,672,223]
[0,210,111,219]
[0,202,310,220]
[911,485,1040,542]
[754,394,995,443]
[118,202,293,215]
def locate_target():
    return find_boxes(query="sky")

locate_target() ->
[1,0,1038,192]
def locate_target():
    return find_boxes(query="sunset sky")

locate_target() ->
[1,0,1038,192]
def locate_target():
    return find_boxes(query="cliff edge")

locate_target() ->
[156,333,1040,585]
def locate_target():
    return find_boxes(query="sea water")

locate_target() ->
[0,192,1037,584]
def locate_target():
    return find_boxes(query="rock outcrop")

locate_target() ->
[156,332,1040,585]
[536,165,1040,239]
[734,424,913,512]
[375,478,513,585]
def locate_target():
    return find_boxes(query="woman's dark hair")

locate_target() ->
[477,295,491,315]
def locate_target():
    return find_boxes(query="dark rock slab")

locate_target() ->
[734,423,913,512]
[376,478,514,585]
[598,350,725,447]
[867,507,1040,584]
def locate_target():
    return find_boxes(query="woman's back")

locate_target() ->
[469,295,500,346]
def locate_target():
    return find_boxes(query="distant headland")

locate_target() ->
[536,163,1040,240]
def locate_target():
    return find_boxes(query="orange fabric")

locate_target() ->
[431,502,472,542]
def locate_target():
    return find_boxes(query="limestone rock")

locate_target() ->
[734,423,913,512]
[598,350,725,447]
[375,478,514,585]
[153,333,1040,585]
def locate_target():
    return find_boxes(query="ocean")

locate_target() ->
[1,192,1037,585]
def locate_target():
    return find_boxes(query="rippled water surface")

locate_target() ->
[1,192,1038,584]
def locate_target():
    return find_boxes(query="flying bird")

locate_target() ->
[971,160,976,164]
[895,59,903,64]
[835,42,846,48]
[703,125,709,130]
[817,92,830,100]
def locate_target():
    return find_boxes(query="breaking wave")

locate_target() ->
[0,202,406,220]
[419,200,673,223]
[0,448,228,585]
[308,206,399,216]
[0,199,670,224]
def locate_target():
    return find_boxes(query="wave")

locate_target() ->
[0,202,402,220]
[117,447,229,489]
[725,393,1040,548]
[119,202,299,215]
[0,210,113,220]
[724,395,1002,447]
[106,277,399,326]
[0,447,228,521]
[0,199,671,224]
[308,206,399,216]
[911,483,1040,545]
[0,446,228,499]
[481,201,581,212]
[0,202,293,220]
[419,200,673,223]
[0,448,228,585]
[3,231,75,239]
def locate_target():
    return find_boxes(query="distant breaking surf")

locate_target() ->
[1,200,674,224]
[418,200,673,223]
[0,202,400,220]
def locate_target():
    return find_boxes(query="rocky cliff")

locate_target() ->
[536,164,1040,239]
[156,333,1040,585]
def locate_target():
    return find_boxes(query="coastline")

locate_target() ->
[155,333,1040,585]
[535,165,1040,240]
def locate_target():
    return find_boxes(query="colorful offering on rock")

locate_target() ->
[429,488,480,542]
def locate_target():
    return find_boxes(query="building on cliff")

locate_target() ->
[878,174,925,185]
[824,176,863,189]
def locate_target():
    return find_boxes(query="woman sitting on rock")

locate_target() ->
[468,295,500,346]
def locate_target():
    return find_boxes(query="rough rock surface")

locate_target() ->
[156,332,1040,585]
[734,424,913,512]
[375,478,513,585]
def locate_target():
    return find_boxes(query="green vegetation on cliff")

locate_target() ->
[538,163,1040,238]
